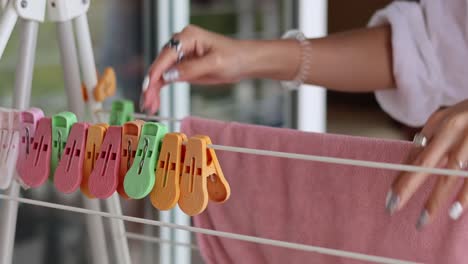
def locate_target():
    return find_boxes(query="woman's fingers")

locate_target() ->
[448,136,468,220]
[425,134,468,226]
[387,108,468,230]
[417,157,461,229]
[172,54,224,82]
[142,25,212,114]
[450,180,468,220]
[386,110,448,214]
[149,26,209,82]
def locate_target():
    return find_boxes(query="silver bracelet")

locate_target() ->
[280,29,312,90]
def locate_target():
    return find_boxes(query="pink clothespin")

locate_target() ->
[21,117,52,188]
[88,126,122,199]
[16,108,45,185]
[0,108,9,163]
[0,109,21,189]
[54,122,89,194]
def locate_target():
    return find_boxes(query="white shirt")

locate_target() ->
[369,0,468,126]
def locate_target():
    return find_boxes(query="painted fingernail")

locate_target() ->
[416,209,430,230]
[449,201,463,220]
[385,190,400,215]
[163,68,179,82]
[142,74,150,92]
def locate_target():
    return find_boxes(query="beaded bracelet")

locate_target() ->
[280,30,312,90]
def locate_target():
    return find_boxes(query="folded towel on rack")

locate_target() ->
[181,117,468,264]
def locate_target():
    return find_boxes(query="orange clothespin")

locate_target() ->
[82,67,116,102]
[94,68,116,102]
[178,135,230,216]
[81,123,109,198]
[150,133,187,210]
[118,120,144,199]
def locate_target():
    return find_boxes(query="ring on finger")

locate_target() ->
[413,132,428,148]
[166,38,184,62]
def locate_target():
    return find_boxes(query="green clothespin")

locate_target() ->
[124,122,167,199]
[50,112,77,179]
[109,100,134,126]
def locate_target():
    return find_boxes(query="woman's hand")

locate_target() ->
[386,99,468,229]
[141,25,254,114]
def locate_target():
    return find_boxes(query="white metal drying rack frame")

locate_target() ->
[6,110,468,264]
[0,1,130,264]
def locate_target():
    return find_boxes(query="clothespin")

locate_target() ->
[54,122,89,194]
[124,122,167,199]
[20,117,52,188]
[118,120,145,199]
[150,133,187,211]
[82,67,116,102]
[93,67,116,102]
[0,108,8,162]
[50,112,77,179]
[88,126,122,199]
[16,108,44,184]
[81,123,109,198]
[0,108,9,162]
[178,135,230,216]
[109,100,134,126]
[0,109,21,189]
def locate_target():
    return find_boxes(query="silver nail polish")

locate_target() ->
[385,190,392,207]
[449,202,463,220]
[416,209,430,230]
[163,68,179,82]
[385,191,400,215]
[142,74,150,92]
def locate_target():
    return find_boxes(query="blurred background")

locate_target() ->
[0,0,408,263]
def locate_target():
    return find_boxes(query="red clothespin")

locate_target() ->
[0,109,21,189]
[16,108,44,185]
[118,120,144,199]
[54,122,89,194]
[88,126,122,199]
[20,117,52,188]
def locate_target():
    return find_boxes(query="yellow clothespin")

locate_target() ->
[178,135,230,216]
[81,123,109,198]
[151,133,187,210]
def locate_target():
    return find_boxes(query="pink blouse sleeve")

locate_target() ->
[368,1,468,127]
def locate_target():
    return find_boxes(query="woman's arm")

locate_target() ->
[143,25,395,113]
[245,25,395,91]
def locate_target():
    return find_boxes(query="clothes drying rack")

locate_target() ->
[2,109,468,264]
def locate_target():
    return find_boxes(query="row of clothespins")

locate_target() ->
[0,100,230,216]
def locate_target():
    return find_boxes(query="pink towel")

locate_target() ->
[181,117,468,264]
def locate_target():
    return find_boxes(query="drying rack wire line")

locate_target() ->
[95,109,183,123]
[125,232,199,250]
[0,194,418,264]
[95,110,468,178]
[209,144,468,177]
